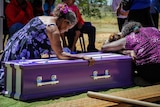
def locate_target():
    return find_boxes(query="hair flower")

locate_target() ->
[58,4,69,14]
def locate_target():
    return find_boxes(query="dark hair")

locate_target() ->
[121,21,142,37]
[45,0,55,4]
[121,0,132,11]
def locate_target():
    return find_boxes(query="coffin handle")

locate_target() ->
[91,70,111,80]
[37,75,59,86]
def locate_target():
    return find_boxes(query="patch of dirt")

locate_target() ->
[76,33,111,51]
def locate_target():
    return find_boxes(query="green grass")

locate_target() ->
[85,15,119,33]
[0,86,140,107]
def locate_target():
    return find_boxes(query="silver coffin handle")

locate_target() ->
[37,75,59,87]
[91,70,111,80]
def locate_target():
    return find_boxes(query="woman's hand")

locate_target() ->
[129,50,136,60]
[122,50,136,60]
[83,56,95,66]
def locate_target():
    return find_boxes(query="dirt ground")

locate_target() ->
[76,22,160,52]
[75,23,119,51]
[76,33,111,51]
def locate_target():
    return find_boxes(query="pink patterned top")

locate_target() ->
[125,27,160,65]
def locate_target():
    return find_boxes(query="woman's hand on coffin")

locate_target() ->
[83,56,95,66]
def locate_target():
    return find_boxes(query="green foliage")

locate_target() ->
[28,0,112,18]
[73,0,112,18]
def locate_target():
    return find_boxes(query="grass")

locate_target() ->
[85,15,119,33]
[0,86,140,107]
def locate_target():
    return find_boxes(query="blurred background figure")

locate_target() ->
[31,0,44,17]
[5,0,34,38]
[121,0,154,27]
[150,0,160,29]
[112,0,129,32]
[63,0,98,53]
[43,0,55,16]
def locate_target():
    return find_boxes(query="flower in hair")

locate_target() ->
[58,4,69,14]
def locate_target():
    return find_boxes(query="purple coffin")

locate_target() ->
[3,52,133,100]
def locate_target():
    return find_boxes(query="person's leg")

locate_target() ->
[71,30,81,52]
[151,10,159,28]
[81,23,98,52]
[9,23,25,39]
[60,33,68,47]
[66,28,75,50]
[117,18,127,32]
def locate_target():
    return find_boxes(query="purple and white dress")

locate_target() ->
[125,27,160,65]
[1,17,52,62]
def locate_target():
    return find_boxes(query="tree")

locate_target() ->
[56,0,112,18]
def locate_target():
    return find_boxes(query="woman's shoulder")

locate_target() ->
[46,24,60,38]
[38,16,56,24]
[141,27,159,32]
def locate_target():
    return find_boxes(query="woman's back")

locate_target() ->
[126,27,160,65]
[1,17,51,62]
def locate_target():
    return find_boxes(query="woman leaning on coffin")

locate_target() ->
[101,21,160,86]
[0,3,94,66]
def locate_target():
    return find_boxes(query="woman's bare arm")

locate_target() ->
[46,25,78,59]
[101,38,126,52]
[46,25,95,66]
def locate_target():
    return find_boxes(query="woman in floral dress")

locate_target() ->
[1,3,94,63]
[0,3,95,89]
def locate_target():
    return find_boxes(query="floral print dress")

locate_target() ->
[1,17,52,62]
[125,27,160,65]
